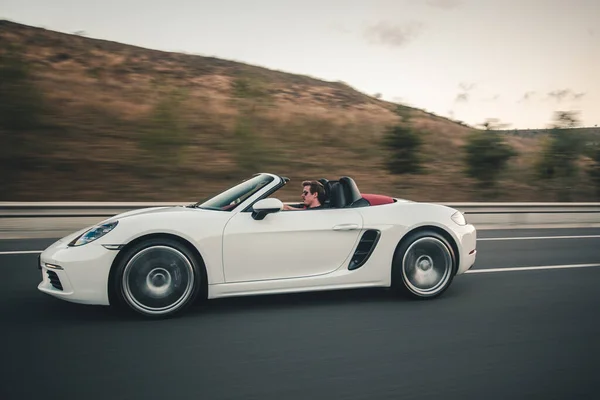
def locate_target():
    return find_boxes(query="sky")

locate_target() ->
[2,0,598,129]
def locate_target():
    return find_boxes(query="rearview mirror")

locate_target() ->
[251,198,283,220]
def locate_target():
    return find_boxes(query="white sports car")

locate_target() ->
[38,173,477,318]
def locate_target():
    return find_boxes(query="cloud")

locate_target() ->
[459,82,476,92]
[548,89,571,102]
[484,94,500,102]
[453,82,475,103]
[547,89,586,102]
[426,0,462,10]
[330,22,352,34]
[455,93,469,103]
[364,21,423,47]
[519,91,536,102]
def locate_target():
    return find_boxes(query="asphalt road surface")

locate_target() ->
[1,228,599,400]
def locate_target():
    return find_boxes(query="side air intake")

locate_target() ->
[348,230,381,270]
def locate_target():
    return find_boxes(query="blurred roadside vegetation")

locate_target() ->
[0,44,48,195]
[382,109,423,175]
[1,20,599,202]
[463,125,517,198]
[534,112,587,201]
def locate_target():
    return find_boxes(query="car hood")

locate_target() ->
[56,205,219,245]
[54,206,185,243]
[102,206,186,222]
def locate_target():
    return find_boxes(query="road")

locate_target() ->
[1,228,599,400]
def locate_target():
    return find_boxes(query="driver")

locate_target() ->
[283,180,325,210]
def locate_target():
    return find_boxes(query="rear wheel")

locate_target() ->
[392,230,456,298]
[113,238,202,318]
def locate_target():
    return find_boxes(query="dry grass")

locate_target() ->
[1,20,599,202]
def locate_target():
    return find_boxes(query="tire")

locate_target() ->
[113,238,203,318]
[392,230,456,299]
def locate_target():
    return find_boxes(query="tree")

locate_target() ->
[231,75,271,113]
[230,75,273,171]
[477,118,511,131]
[0,45,47,197]
[536,111,584,180]
[552,111,580,130]
[463,129,516,188]
[588,145,600,198]
[382,122,423,174]
[139,89,188,166]
[534,111,585,200]
[0,46,45,132]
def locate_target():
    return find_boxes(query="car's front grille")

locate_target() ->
[47,270,63,291]
[348,229,381,270]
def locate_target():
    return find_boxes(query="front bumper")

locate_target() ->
[37,238,119,305]
[455,223,477,275]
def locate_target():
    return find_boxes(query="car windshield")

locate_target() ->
[196,174,275,211]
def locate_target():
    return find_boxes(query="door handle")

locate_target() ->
[333,224,359,231]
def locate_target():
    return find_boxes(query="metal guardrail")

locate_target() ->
[1,202,600,239]
[1,202,600,216]
[445,203,600,214]
[0,201,600,214]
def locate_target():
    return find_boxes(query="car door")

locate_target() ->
[222,208,363,283]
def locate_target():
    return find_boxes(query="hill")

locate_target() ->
[0,20,598,202]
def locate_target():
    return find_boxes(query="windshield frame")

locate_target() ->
[195,173,279,212]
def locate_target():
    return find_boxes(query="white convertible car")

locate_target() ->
[38,173,477,318]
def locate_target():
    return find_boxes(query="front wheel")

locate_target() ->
[113,238,202,318]
[392,230,456,299]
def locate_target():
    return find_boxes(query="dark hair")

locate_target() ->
[302,180,325,199]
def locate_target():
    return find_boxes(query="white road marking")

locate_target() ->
[2,236,597,253]
[478,235,600,241]
[466,263,600,274]
[0,250,42,255]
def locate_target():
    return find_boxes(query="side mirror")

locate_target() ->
[251,198,283,220]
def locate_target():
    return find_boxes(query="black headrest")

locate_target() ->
[329,181,346,208]
[339,177,362,205]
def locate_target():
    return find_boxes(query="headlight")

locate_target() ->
[69,221,119,246]
[451,211,467,226]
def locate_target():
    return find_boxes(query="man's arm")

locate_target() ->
[283,204,305,211]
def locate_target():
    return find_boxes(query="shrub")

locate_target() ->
[588,145,600,198]
[231,75,271,107]
[535,111,584,180]
[382,123,423,174]
[139,89,188,165]
[463,130,516,187]
[0,46,44,131]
